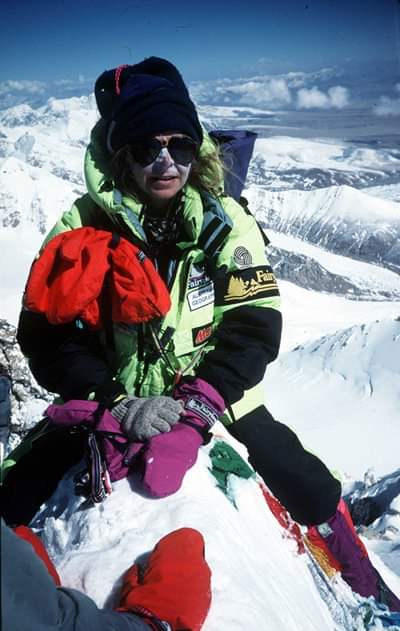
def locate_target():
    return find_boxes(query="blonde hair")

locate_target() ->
[110,136,225,201]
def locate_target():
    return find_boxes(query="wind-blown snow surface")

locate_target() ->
[34,437,400,631]
[35,449,336,631]
[266,318,400,479]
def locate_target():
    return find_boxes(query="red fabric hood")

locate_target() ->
[25,227,171,328]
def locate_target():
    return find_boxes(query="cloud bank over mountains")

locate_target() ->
[0,76,92,110]
[190,67,349,110]
[0,62,398,120]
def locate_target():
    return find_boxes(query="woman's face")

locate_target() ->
[131,133,193,209]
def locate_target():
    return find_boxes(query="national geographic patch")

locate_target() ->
[215,265,279,305]
[192,323,213,346]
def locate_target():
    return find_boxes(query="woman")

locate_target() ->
[12,57,400,610]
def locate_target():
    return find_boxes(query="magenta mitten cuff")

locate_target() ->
[173,377,225,430]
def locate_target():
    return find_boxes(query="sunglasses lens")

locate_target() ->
[131,139,162,166]
[131,137,198,166]
[168,138,198,165]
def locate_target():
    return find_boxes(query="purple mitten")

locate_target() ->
[45,400,144,482]
[142,378,225,498]
[142,422,204,497]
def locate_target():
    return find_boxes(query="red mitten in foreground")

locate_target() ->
[118,528,211,631]
[13,525,61,586]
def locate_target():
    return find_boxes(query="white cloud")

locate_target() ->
[297,85,349,109]
[374,83,400,116]
[0,80,46,96]
[297,87,329,108]
[190,68,345,110]
[327,86,349,108]
[54,76,87,88]
[220,78,292,106]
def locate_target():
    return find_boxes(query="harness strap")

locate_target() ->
[198,192,233,261]
[87,432,111,503]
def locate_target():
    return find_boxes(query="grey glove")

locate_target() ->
[111,395,184,441]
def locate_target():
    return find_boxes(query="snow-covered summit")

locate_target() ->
[248,184,400,270]
[32,434,400,631]
[247,136,400,190]
[254,136,400,175]
[268,229,400,301]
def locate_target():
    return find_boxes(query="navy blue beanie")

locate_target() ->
[94,57,203,151]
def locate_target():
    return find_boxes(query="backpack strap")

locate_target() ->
[198,192,233,262]
[198,130,269,264]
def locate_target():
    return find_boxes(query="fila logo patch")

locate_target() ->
[215,265,279,305]
[192,323,213,346]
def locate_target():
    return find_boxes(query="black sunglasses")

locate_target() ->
[130,136,199,167]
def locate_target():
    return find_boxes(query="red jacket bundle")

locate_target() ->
[24,227,171,328]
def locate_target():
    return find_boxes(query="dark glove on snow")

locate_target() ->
[112,395,184,441]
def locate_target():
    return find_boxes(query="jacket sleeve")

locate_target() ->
[1,521,149,631]
[17,310,125,402]
[195,197,282,406]
[16,196,126,404]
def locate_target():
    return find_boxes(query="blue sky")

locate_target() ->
[1,0,399,114]
[2,0,399,81]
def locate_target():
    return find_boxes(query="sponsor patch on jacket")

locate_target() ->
[192,323,213,346]
[215,265,279,305]
[233,246,253,268]
[187,283,214,311]
[188,264,212,290]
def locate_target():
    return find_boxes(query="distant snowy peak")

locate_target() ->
[0,103,42,127]
[291,318,400,386]
[265,317,400,477]
[285,317,400,412]
[268,229,400,301]
[248,136,400,190]
[0,156,78,234]
[247,184,400,271]
[0,96,96,129]
[255,137,400,174]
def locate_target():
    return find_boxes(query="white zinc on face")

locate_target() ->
[131,134,193,210]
